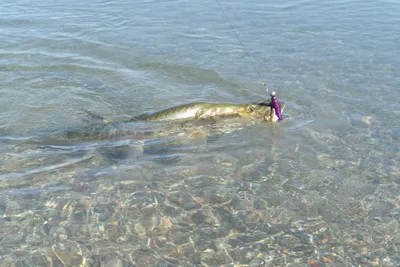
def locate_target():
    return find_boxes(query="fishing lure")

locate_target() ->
[270,91,283,121]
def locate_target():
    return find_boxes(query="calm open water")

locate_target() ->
[0,0,399,266]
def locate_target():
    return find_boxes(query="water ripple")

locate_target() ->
[284,98,327,131]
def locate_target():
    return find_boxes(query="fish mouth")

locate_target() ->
[262,108,274,122]
[261,101,285,122]
[253,102,274,122]
[262,107,281,122]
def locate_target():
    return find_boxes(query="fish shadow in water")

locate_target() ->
[97,139,182,165]
[36,114,237,165]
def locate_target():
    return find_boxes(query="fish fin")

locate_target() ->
[79,109,111,125]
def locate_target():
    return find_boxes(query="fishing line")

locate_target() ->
[215,0,267,90]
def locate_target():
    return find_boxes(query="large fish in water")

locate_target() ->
[0,101,285,175]
[133,101,285,122]
[33,100,285,144]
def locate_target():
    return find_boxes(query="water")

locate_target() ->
[0,0,399,265]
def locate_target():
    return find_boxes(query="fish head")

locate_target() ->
[242,103,271,120]
[263,101,286,122]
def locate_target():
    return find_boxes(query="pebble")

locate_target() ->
[105,257,123,267]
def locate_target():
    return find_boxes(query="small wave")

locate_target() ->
[8,185,70,199]
[0,155,92,183]
[283,98,327,131]
[136,61,244,92]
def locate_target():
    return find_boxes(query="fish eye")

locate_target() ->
[247,105,255,113]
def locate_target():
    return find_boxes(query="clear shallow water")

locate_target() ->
[0,0,399,266]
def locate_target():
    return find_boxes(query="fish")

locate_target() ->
[6,101,286,167]
[64,101,286,140]
[133,101,285,123]
[25,100,285,146]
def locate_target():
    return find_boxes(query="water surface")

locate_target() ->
[0,0,399,266]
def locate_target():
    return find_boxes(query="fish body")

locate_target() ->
[33,101,285,144]
[134,102,285,122]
